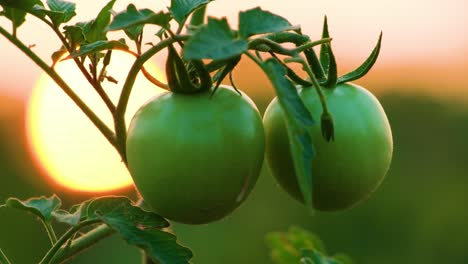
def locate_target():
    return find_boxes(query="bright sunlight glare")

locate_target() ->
[26,51,165,193]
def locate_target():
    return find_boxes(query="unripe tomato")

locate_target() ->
[126,86,265,224]
[263,83,393,211]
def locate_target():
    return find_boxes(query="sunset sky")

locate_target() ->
[0,0,467,99]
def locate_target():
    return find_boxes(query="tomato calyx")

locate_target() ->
[320,111,335,142]
[211,55,242,96]
[165,43,212,94]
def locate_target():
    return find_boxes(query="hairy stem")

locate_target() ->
[50,225,115,264]
[249,37,297,56]
[0,26,118,150]
[0,248,11,264]
[46,19,117,114]
[44,221,58,245]
[293,38,332,54]
[39,220,101,264]
[299,58,330,114]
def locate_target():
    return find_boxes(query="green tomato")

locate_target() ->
[263,83,393,211]
[126,85,265,224]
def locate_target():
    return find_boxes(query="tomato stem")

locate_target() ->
[49,224,115,264]
[117,48,169,89]
[265,32,326,81]
[298,57,331,116]
[249,38,297,56]
[0,26,118,151]
[39,219,102,264]
[0,248,11,264]
[39,16,117,114]
[293,38,332,54]
[44,221,58,245]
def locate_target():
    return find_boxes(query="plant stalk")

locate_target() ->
[0,26,118,152]
[39,220,101,264]
[44,222,58,245]
[41,16,117,114]
[0,248,11,264]
[50,224,115,264]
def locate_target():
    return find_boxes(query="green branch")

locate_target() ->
[39,220,102,264]
[35,14,117,114]
[0,248,11,264]
[0,26,118,151]
[50,224,114,264]
[285,57,330,116]
[44,222,58,245]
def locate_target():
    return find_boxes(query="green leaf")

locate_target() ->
[337,32,382,84]
[320,16,330,73]
[318,17,337,88]
[84,197,169,229]
[288,226,326,254]
[82,0,116,43]
[212,55,241,93]
[266,233,301,264]
[0,6,26,28]
[83,197,192,264]
[52,207,84,226]
[0,0,44,17]
[238,7,293,38]
[262,58,315,209]
[122,24,144,40]
[183,17,248,60]
[266,226,350,264]
[33,0,76,26]
[104,218,192,264]
[2,195,61,222]
[322,43,337,89]
[71,40,128,57]
[169,0,212,25]
[50,197,191,263]
[301,249,328,264]
[107,4,171,39]
[63,25,85,48]
[0,0,44,28]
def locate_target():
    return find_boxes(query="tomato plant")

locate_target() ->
[0,0,391,263]
[126,85,265,224]
[264,83,393,210]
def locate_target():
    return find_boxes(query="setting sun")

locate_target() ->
[26,52,165,193]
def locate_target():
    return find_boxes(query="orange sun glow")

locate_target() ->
[26,51,165,193]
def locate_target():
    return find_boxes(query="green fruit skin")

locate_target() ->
[126,86,265,224]
[263,83,393,211]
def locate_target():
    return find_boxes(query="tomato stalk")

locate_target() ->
[264,32,326,80]
[49,225,115,264]
[285,56,335,141]
[33,14,117,114]
[44,221,58,245]
[39,219,102,264]
[0,26,118,151]
[0,248,11,264]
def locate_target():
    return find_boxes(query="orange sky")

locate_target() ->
[0,0,467,99]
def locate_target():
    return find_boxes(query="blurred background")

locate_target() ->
[1,0,468,263]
